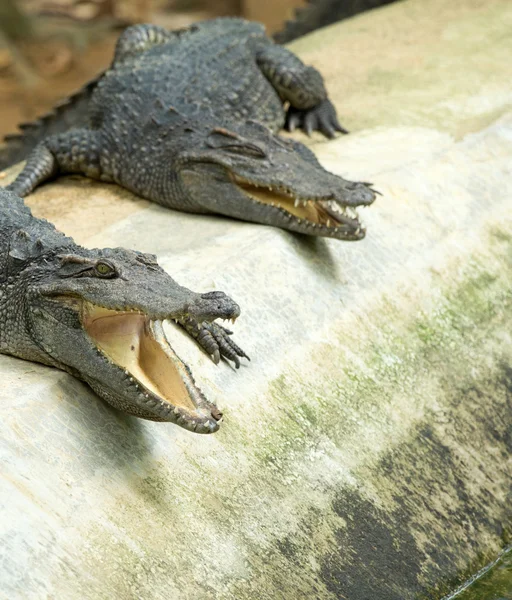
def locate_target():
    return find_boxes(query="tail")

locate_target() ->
[273,0,396,44]
[0,74,103,170]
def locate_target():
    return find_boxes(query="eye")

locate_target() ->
[95,261,117,278]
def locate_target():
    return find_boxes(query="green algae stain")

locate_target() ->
[252,227,512,466]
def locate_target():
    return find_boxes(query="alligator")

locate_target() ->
[2,18,377,241]
[0,187,248,434]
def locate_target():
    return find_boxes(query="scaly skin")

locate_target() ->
[0,188,248,434]
[3,18,377,241]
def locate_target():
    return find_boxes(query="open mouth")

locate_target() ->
[81,302,221,433]
[233,177,365,239]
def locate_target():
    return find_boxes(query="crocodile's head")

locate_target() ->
[175,120,377,240]
[21,243,239,433]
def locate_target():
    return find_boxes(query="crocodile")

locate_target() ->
[0,187,248,434]
[2,18,377,241]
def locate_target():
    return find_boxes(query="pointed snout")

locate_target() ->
[186,290,241,323]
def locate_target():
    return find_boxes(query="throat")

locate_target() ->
[82,306,196,410]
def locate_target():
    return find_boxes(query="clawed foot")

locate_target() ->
[179,318,250,369]
[286,99,348,138]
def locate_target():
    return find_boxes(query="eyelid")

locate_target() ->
[224,143,266,158]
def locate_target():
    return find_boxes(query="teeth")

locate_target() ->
[294,199,299,207]
[326,219,332,227]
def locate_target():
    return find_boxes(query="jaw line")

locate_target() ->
[78,302,221,433]
[231,175,365,239]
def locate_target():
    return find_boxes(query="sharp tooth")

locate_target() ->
[326,219,332,227]
[294,199,299,207]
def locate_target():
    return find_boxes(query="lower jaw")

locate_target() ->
[287,219,364,240]
[87,376,220,433]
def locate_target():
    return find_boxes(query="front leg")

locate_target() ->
[179,317,250,369]
[6,129,102,197]
[256,44,348,138]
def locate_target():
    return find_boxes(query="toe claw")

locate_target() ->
[287,99,349,139]
[334,121,349,134]
[323,124,336,139]
[304,114,315,136]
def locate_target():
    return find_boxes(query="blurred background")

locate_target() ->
[0,0,393,139]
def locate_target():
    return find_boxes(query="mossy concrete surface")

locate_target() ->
[1,1,512,599]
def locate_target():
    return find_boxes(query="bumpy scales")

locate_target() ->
[4,19,377,240]
[0,188,248,434]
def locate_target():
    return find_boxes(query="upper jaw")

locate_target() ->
[44,286,241,325]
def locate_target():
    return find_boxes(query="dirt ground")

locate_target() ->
[0,30,116,139]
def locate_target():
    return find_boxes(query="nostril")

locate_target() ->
[211,406,223,421]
